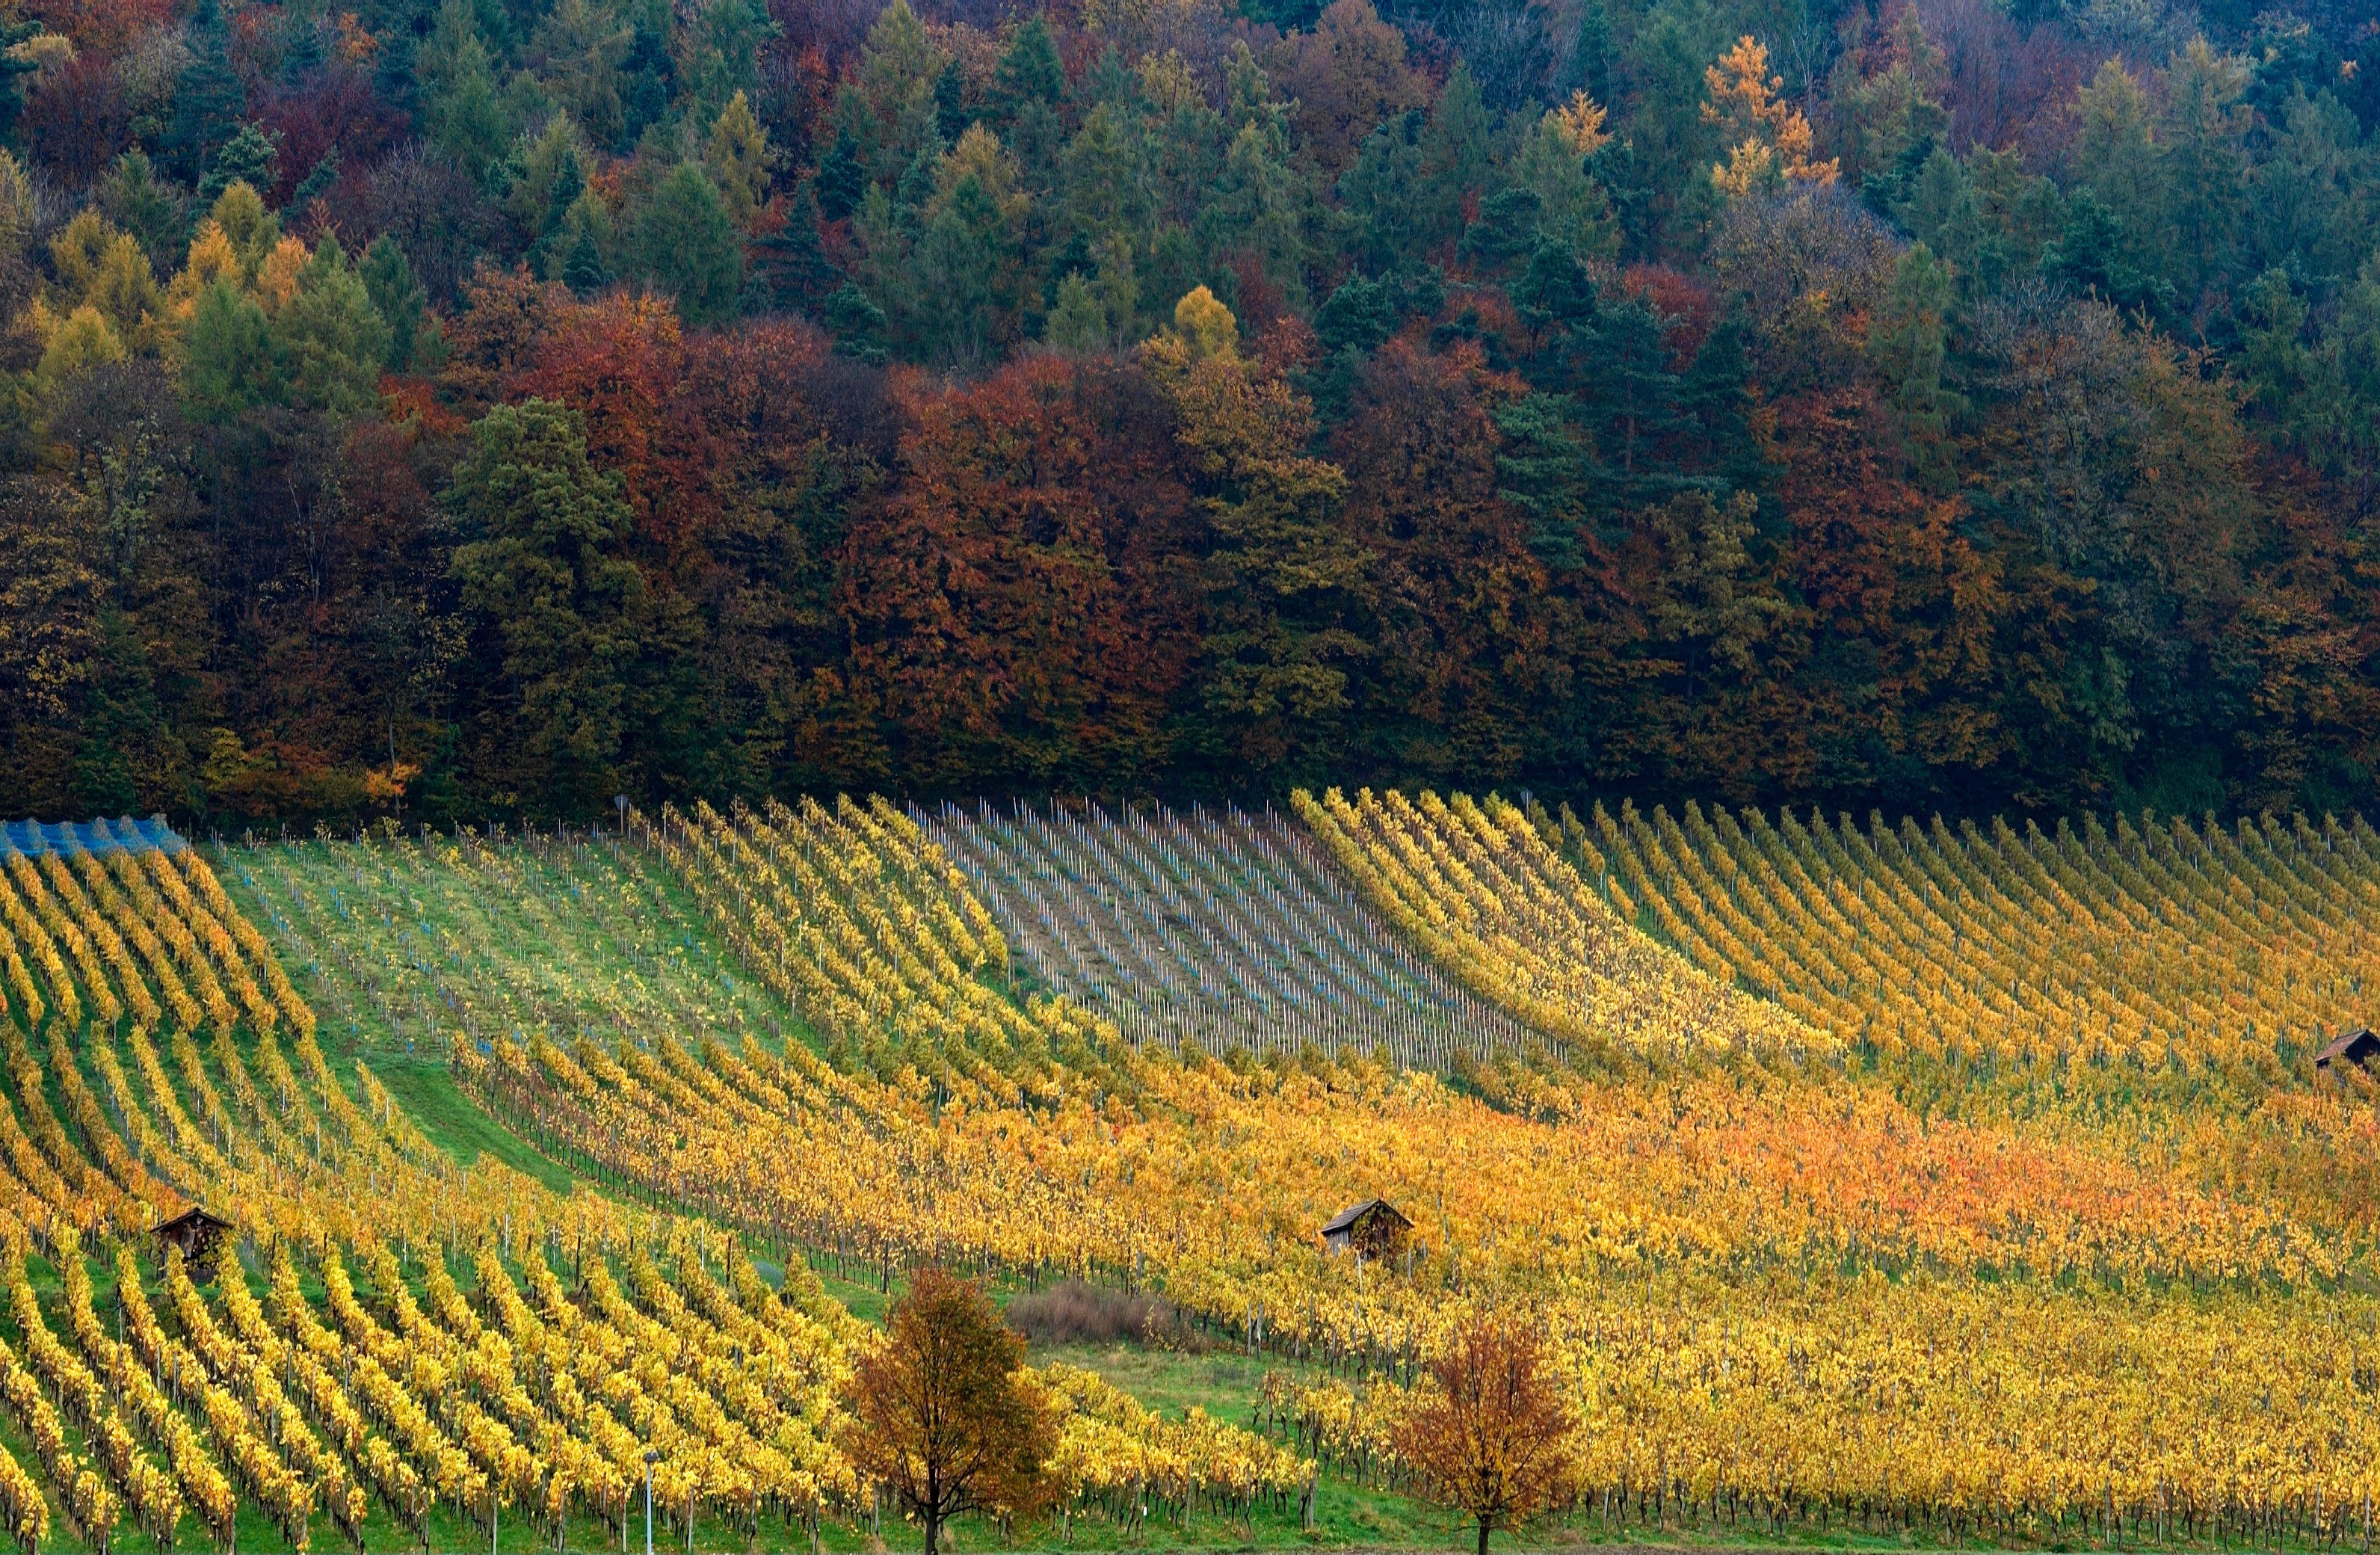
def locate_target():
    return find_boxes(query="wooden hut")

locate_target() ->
[1321,1198,1412,1262]
[2317,1026,2380,1072]
[151,1206,234,1281]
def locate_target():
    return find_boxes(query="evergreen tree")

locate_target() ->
[1582,289,1689,506]
[419,0,510,181]
[679,0,774,127]
[991,17,1064,118]
[198,124,283,206]
[1868,244,1963,487]
[181,280,283,427]
[816,129,867,221]
[1043,271,1108,351]
[705,90,771,228]
[170,0,249,183]
[1058,102,1148,251]
[531,0,635,150]
[989,16,1066,183]
[289,149,342,214]
[2158,39,2251,301]
[750,180,836,311]
[98,153,189,278]
[1493,391,1600,566]
[1314,274,1399,357]
[933,59,970,145]
[1408,62,1485,242]
[0,19,39,149]
[274,237,393,416]
[1340,111,1429,274]
[508,112,589,249]
[1460,188,1547,274]
[361,234,431,372]
[280,8,329,83]
[826,280,887,360]
[560,216,614,295]
[1147,288,1360,781]
[632,161,744,324]
[2041,190,2174,316]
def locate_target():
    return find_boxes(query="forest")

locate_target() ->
[0,0,2376,826]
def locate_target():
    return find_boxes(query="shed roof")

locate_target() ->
[2317,1027,2380,1068]
[1322,1198,1411,1235]
[151,1206,234,1237]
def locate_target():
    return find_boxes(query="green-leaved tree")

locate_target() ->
[448,399,647,816]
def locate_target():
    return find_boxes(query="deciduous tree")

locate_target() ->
[1393,1319,1578,1555]
[447,398,646,815]
[839,1269,1056,1555]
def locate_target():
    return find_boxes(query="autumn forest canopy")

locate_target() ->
[2,0,2378,827]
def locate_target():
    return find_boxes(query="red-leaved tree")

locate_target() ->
[1394,1318,1579,1555]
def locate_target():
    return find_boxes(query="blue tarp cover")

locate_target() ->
[0,816,185,857]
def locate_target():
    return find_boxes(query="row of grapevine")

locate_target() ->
[1292,787,1826,1065]
[644,796,1121,1099]
[921,798,1529,1068]
[231,822,789,1061]
[452,1006,2380,1547]
[1564,800,2380,1077]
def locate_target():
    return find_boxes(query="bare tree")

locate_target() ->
[1393,1317,1578,1555]
[839,1269,1057,1555]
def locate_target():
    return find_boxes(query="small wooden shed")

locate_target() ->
[1321,1198,1412,1262]
[2316,1027,2380,1071]
[152,1206,235,1281]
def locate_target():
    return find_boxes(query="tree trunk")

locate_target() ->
[1477,1518,1491,1555]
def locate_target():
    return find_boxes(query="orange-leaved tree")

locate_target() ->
[839,1269,1057,1555]
[1393,1317,1579,1555]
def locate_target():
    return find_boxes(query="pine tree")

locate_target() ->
[749,180,837,311]
[1043,271,1107,351]
[816,129,867,221]
[98,153,188,277]
[990,16,1064,118]
[1867,244,1964,488]
[825,281,887,360]
[274,236,392,416]
[279,7,328,84]
[181,280,283,427]
[632,162,743,325]
[288,149,343,215]
[197,124,283,209]
[361,235,430,372]
[419,0,509,181]
[560,214,614,296]
[169,0,247,182]
[933,59,970,144]
[678,0,775,128]
[0,19,39,147]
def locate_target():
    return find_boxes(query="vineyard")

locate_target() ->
[920,800,1527,1066]
[0,793,2379,1548]
[0,816,1316,1552]
[1556,798,2380,1077]
[1293,788,1824,1067]
[232,820,795,1063]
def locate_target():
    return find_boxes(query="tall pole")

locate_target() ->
[645,1450,658,1555]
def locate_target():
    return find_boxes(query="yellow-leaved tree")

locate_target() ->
[1704,35,1840,194]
